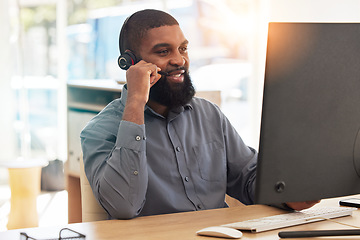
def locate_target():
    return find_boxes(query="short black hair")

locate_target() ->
[119,9,179,55]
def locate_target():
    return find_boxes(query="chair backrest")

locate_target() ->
[225,194,245,207]
[79,156,108,222]
[195,90,222,106]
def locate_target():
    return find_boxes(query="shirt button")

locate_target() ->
[184,176,189,182]
[176,146,181,152]
[135,136,141,141]
[133,170,139,176]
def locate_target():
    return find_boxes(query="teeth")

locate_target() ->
[172,74,181,77]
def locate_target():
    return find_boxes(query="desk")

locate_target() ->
[1,196,359,239]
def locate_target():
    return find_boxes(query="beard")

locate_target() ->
[148,70,196,108]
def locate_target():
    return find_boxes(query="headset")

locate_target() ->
[117,16,138,70]
[117,50,138,70]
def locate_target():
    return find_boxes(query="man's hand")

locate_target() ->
[286,200,321,211]
[122,60,162,125]
[126,60,162,105]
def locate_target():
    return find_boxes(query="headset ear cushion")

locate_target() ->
[118,51,138,70]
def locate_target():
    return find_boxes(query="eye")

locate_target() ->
[179,46,188,53]
[156,49,169,56]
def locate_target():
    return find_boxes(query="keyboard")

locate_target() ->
[222,207,356,233]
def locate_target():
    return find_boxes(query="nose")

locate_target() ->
[169,52,186,67]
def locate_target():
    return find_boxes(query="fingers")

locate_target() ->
[125,60,163,104]
[150,67,163,85]
[286,200,321,211]
[128,60,162,85]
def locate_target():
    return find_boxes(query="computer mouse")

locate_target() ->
[196,226,243,239]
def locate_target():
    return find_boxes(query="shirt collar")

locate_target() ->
[119,84,128,108]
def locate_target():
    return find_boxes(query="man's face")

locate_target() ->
[138,25,190,81]
[138,25,194,108]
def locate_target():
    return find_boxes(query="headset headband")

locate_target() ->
[119,13,134,54]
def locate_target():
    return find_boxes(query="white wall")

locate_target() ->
[56,0,68,161]
[269,0,360,22]
[0,0,15,182]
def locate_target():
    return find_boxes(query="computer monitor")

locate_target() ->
[255,22,360,205]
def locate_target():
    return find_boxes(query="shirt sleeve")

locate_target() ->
[222,113,257,205]
[81,118,148,219]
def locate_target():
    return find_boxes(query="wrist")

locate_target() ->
[122,99,145,125]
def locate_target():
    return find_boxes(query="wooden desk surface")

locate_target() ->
[1,195,359,240]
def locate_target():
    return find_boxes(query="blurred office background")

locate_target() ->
[1,0,360,231]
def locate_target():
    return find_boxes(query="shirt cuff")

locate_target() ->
[115,120,146,152]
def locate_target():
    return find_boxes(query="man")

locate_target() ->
[81,9,318,220]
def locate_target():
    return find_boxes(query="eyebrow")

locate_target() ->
[152,40,189,50]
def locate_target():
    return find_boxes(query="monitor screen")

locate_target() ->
[255,22,360,205]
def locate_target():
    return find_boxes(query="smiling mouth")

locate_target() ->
[166,70,185,83]
[170,73,183,77]
[167,69,185,76]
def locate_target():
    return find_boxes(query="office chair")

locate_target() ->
[195,90,222,108]
[79,155,108,222]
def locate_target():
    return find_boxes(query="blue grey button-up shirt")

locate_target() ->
[80,85,257,219]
